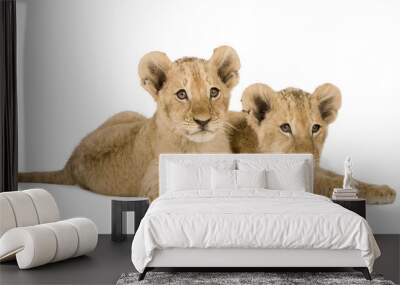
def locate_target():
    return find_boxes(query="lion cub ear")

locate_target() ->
[208,46,241,89]
[312,83,342,124]
[138,51,172,100]
[241,83,275,126]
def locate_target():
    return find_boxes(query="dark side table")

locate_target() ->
[332,198,366,219]
[111,198,149,241]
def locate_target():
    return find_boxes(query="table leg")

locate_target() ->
[112,201,126,241]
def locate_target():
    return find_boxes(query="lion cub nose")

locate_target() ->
[193,118,211,128]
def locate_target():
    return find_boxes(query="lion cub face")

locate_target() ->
[242,83,342,162]
[139,46,240,143]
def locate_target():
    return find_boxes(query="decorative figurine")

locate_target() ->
[343,156,353,190]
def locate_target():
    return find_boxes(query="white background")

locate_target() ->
[16,0,400,233]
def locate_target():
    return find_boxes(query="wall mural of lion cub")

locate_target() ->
[18,46,241,200]
[228,83,396,204]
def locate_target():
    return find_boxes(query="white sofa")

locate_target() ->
[0,189,98,269]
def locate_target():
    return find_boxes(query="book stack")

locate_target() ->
[332,188,359,200]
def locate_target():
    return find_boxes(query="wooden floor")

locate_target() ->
[0,235,398,285]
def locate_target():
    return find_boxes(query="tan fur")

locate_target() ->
[19,46,241,201]
[228,83,396,204]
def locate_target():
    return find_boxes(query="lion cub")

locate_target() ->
[19,46,241,200]
[228,83,396,204]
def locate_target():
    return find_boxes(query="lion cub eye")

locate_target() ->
[280,123,292,133]
[312,124,321,133]
[210,87,220,99]
[176,89,188,100]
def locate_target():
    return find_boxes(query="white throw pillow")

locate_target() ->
[236,169,267,189]
[238,159,308,191]
[167,160,235,192]
[211,169,267,190]
[211,168,236,190]
[168,163,210,191]
[266,163,307,191]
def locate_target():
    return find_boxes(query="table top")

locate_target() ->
[112,197,149,202]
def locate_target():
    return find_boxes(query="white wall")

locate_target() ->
[17,0,400,233]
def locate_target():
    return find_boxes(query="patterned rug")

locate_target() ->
[116,271,396,285]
